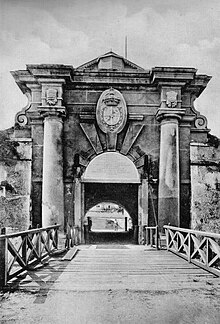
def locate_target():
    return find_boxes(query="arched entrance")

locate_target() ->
[84,202,133,244]
[83,152,140,184]
[80,152,140,244]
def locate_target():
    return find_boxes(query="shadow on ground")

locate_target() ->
[88,230,135,244]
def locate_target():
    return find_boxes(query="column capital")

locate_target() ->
[40,108,66,120]
[156,108,186,123]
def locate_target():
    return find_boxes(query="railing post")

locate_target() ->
[35,224,41,258]
[22,235,27,266]
[65,224,69,249]
[54,226,58,249]
[0,228,7,288]
[84,225,89,244]
[206,237,209,266]
[71,226,75,246]
[177,232,180,251]
[66,224,71,249]
[70,226,74,247]
[188,233,191,263]
[165,228,169,250]
[72,227,75,246]
[155,225,159,250]
[46,229,50,253]
[145,227,149,245]
[76,226,80,245]
[150,228,153,246]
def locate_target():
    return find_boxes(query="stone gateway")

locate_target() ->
[2,51,219,243]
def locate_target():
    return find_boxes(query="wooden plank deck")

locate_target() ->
[15,245,220,293]
[2,245,220,324]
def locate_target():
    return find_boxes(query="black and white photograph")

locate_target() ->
[0,0,220,323]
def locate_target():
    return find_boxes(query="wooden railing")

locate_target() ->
[0,224,60,288]
[144,225,159,249]
[164,225,220,277]
[65,224,80,249]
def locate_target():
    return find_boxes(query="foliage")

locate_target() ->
[0,129,20,165]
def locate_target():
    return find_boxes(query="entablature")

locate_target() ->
[11,53,212,136]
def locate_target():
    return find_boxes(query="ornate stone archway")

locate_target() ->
[11,51,211,243]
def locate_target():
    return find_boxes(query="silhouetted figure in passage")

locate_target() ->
[88,217,92,231]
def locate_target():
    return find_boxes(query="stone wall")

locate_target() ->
[190,136,220,232]
[0,128,32,232]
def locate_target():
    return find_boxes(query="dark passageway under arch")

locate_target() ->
[84,183,138,244]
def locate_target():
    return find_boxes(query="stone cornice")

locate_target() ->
[26,64,74,83]
[11,61,212,131]
[151,67,211,98]
[187,74,212,97]
[11,65,74,91]
[38,78,66,84]
[11,70,36,94]
[11,65,211,98]
[151,67,196,86]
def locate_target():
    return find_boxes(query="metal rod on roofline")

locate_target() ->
[125,36,128,59]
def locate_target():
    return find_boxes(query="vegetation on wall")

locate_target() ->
[194,184,220,233]
[0,128,31,231]
[0,129,20,165]
[207,133,219,148]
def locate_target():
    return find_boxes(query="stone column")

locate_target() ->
[39,79,66,229]
[42,112,65,228]
[156,88,185,231]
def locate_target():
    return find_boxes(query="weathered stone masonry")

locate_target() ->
[0,129,32,231]
[0,52,219,240]
[190,139,220,232]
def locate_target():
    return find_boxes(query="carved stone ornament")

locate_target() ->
[166,91,178,108]
[96,88,127,133]
[194,116,208,129]
[46,88,58,106]
[15,91,31,126]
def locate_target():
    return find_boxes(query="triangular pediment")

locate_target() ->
[76,51,145,72]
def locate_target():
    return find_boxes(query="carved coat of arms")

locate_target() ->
[166,91,178,108]
[46,88,58,106]
[96,88,127,133]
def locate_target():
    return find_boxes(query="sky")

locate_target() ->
[0,0,220,137]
